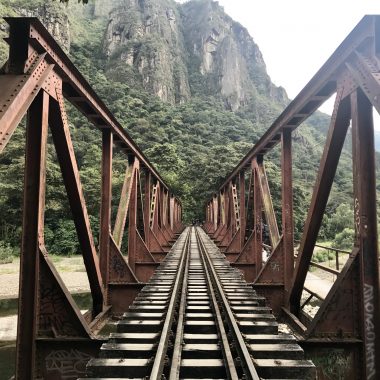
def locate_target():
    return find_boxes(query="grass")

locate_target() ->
[0,254,86,273]
[49,254,85,272]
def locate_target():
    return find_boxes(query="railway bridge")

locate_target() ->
[0,15,379,380]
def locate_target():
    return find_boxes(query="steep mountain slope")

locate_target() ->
[0,0,377,255]
[181,0,287,110]
[101,0,287,110]
[103,0,191,103]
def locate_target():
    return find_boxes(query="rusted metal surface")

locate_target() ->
[16,90,49,379]
[205,15,380,379]
[50,90,104,315]
[351,88,379,379]
[0,17,182,379]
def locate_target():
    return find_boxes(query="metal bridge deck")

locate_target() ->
[81,227,315,379]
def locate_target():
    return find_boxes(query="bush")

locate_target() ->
[45,220,80,256]
[333,228,354,250]
[0,241,16,264]
[313,248,337,263]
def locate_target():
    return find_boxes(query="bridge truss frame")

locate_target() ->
[0,17,183,379]
[204,15,380,380]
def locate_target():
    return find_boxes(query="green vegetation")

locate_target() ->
[0,241,16,264]
[0,0,378,258]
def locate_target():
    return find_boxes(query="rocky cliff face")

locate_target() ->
[181,0,287,110]
[18,3,70,51]
[102,0,287,109]
[1,0,287,111]
[103,0,191,103]
[0,1,71,66]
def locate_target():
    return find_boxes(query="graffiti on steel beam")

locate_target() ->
[45,349,92,379]
[364,283,376,379]
[111,253,127,279]
[39,285,78,336]
[270,262,280,272]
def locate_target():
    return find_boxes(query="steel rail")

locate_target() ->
[168,229,191,380]
[197,228,240,380]
[195,227,261,380]
[149,227,191,379]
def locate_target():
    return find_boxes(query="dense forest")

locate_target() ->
[0,0,379,261]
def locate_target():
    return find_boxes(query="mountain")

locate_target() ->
[101,0,287,110]
[0,0,377,255]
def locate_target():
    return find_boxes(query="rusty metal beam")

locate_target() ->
[16,90,49,379]
[99,129,113,299]
[0,54,54,153]
[281,129,294,299]
[218,15,376,189]
[254,159,280,247]
[253,160,263,276]
[351,88,380,379]
[4,17,172,191]
[239,172,246,247]
[113,160,134,247]
[49,91,103,315]
[289,89,351,313]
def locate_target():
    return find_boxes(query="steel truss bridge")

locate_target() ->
[0,15,379,380]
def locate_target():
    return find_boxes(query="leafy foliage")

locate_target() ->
[0,0,378,256]
[0,240,16,264]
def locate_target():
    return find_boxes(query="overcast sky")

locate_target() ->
[216,0,380,120]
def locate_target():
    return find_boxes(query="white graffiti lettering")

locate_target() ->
[45,349,92,380]
[364,283,376,379]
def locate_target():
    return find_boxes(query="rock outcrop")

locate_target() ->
[103,0,191,103]
[181,0,287,110]
[18,3,71,51]
[1,0,287,110]
[102,0,287,109]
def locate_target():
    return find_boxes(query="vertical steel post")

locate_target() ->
[128,159,139,273]
[282,129,294,301]
[351,88,380,379]
[16,90,49,379]
[221,191,226,226]
[99,129,113,303]
[144,171,152,246]
[239,170,246,247]
[213,195,218,232]
[253,159,263,275]
[170,195,175,231]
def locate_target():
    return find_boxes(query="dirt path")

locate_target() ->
[0,256,90,299]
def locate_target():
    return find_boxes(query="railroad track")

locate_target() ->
[82,227,316,379]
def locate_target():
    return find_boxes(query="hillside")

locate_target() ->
[0,0,377,257]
